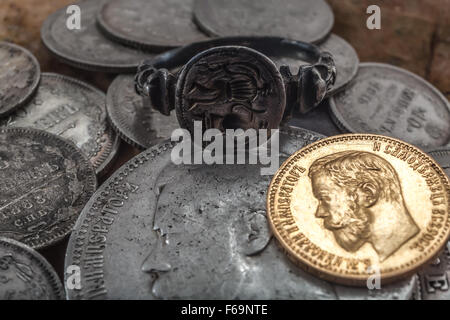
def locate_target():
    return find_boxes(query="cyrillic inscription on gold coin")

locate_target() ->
[267,134,450,286]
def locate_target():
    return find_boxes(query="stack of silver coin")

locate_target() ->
[0,0,447,300]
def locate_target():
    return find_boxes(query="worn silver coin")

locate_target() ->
[330,63,450,148]
[0,237,64,300]
[428,148,450,177]
[273,34,359,96]
[65,127,416,299]
[41,0,150,73]
[107,75,179,150]
[0,128,97,249]
[97,0,209,52]
[193,0,334,43]
[0,42,40,117]
[1,73,120,176]
[288,99,343,137]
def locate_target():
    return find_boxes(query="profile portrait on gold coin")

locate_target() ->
[308,151,420,261]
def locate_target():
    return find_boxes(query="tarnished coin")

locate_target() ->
[428,148,450,177]
[107,75,178,150]
[0,237,64,300]
[1,73,120,176]
[97,0,209,51]
[0,42,40,117]
[65,127,416,299]
[273,34,359,96]
[193,0,334,43]
[330,63,450,148]
[0,128,96,249]
[268,133,450,286]
[41,0,150,73]
[415,242,450,300]
[288,99,343,137]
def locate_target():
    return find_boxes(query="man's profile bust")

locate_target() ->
[308,151,419,261]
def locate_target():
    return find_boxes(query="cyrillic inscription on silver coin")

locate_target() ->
[330,63,450,148]
[97,0,209,51]
[0,237,64,300]
[0,42,40,117]
[41,0,149,72]
[193,0,334,43]
[107,75,179,150]
[65,127,416,299]
[1,73,120,176]
[0,128,96,249]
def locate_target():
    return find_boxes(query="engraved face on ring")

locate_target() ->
[176,47,285,133]
[140,166,272,299]
[309,151,420,261]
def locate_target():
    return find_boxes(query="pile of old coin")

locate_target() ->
[0,0,448,300]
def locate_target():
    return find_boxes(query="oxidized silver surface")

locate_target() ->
[0,237,64,300]
[273,34,359,96]
[1,73,120,176]
[106,75,178,150]
[97,0,209,51]
[41,0,149,72]
[193,0,334,43]
[65,127,416,299]
[330,63,450,148]
[0,128,97,249]
[0,42,40,117]
[288,99,343,137]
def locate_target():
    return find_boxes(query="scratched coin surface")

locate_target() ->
[1,73,120,176]
[273,34,359,96]
[268,133,450,286]
[97,0,209,51]
[0,128,97,249]
[107,75,179,150]
[65,127,416,299]
[0,42,40,117]
[0,237,64,300]
[330,63,450,148]
[193,0,334,43]
[41,0,149,72]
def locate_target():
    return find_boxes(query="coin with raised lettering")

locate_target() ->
[0,128,97,249]
[65,127,417,299]
[97,0,209,52]
[107,74,179,150]
[330,63,450,148]
[0,237,64,300]
[268,133,450,286]
[0,42,40,117]
[41,0,150,72]
[1,73,120,176]
[193,0,334,43]
[428,148,450,178]
[273,34,359,96]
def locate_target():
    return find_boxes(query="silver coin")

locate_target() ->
[107,74,179,150]
[0,237,64,300]
[0,42,40,117]
[415,242,450,300]
[273,34,359,96]
[65,127,416,299]
[0,128,97,249]
[193,0,334,43]
[1,73,120,176]
[428,148,450,177]
[288,99,343,137]
[41,0,150,73]
[330,63,450,148]
[97,0,209,51]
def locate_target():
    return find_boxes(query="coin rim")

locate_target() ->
[0,127,97,249]
[267,133,450,286]
[0,42,41,117]
[192,0,334,44]
[329,62,450,147]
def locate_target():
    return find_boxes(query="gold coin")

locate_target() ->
[267,134,450,286]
